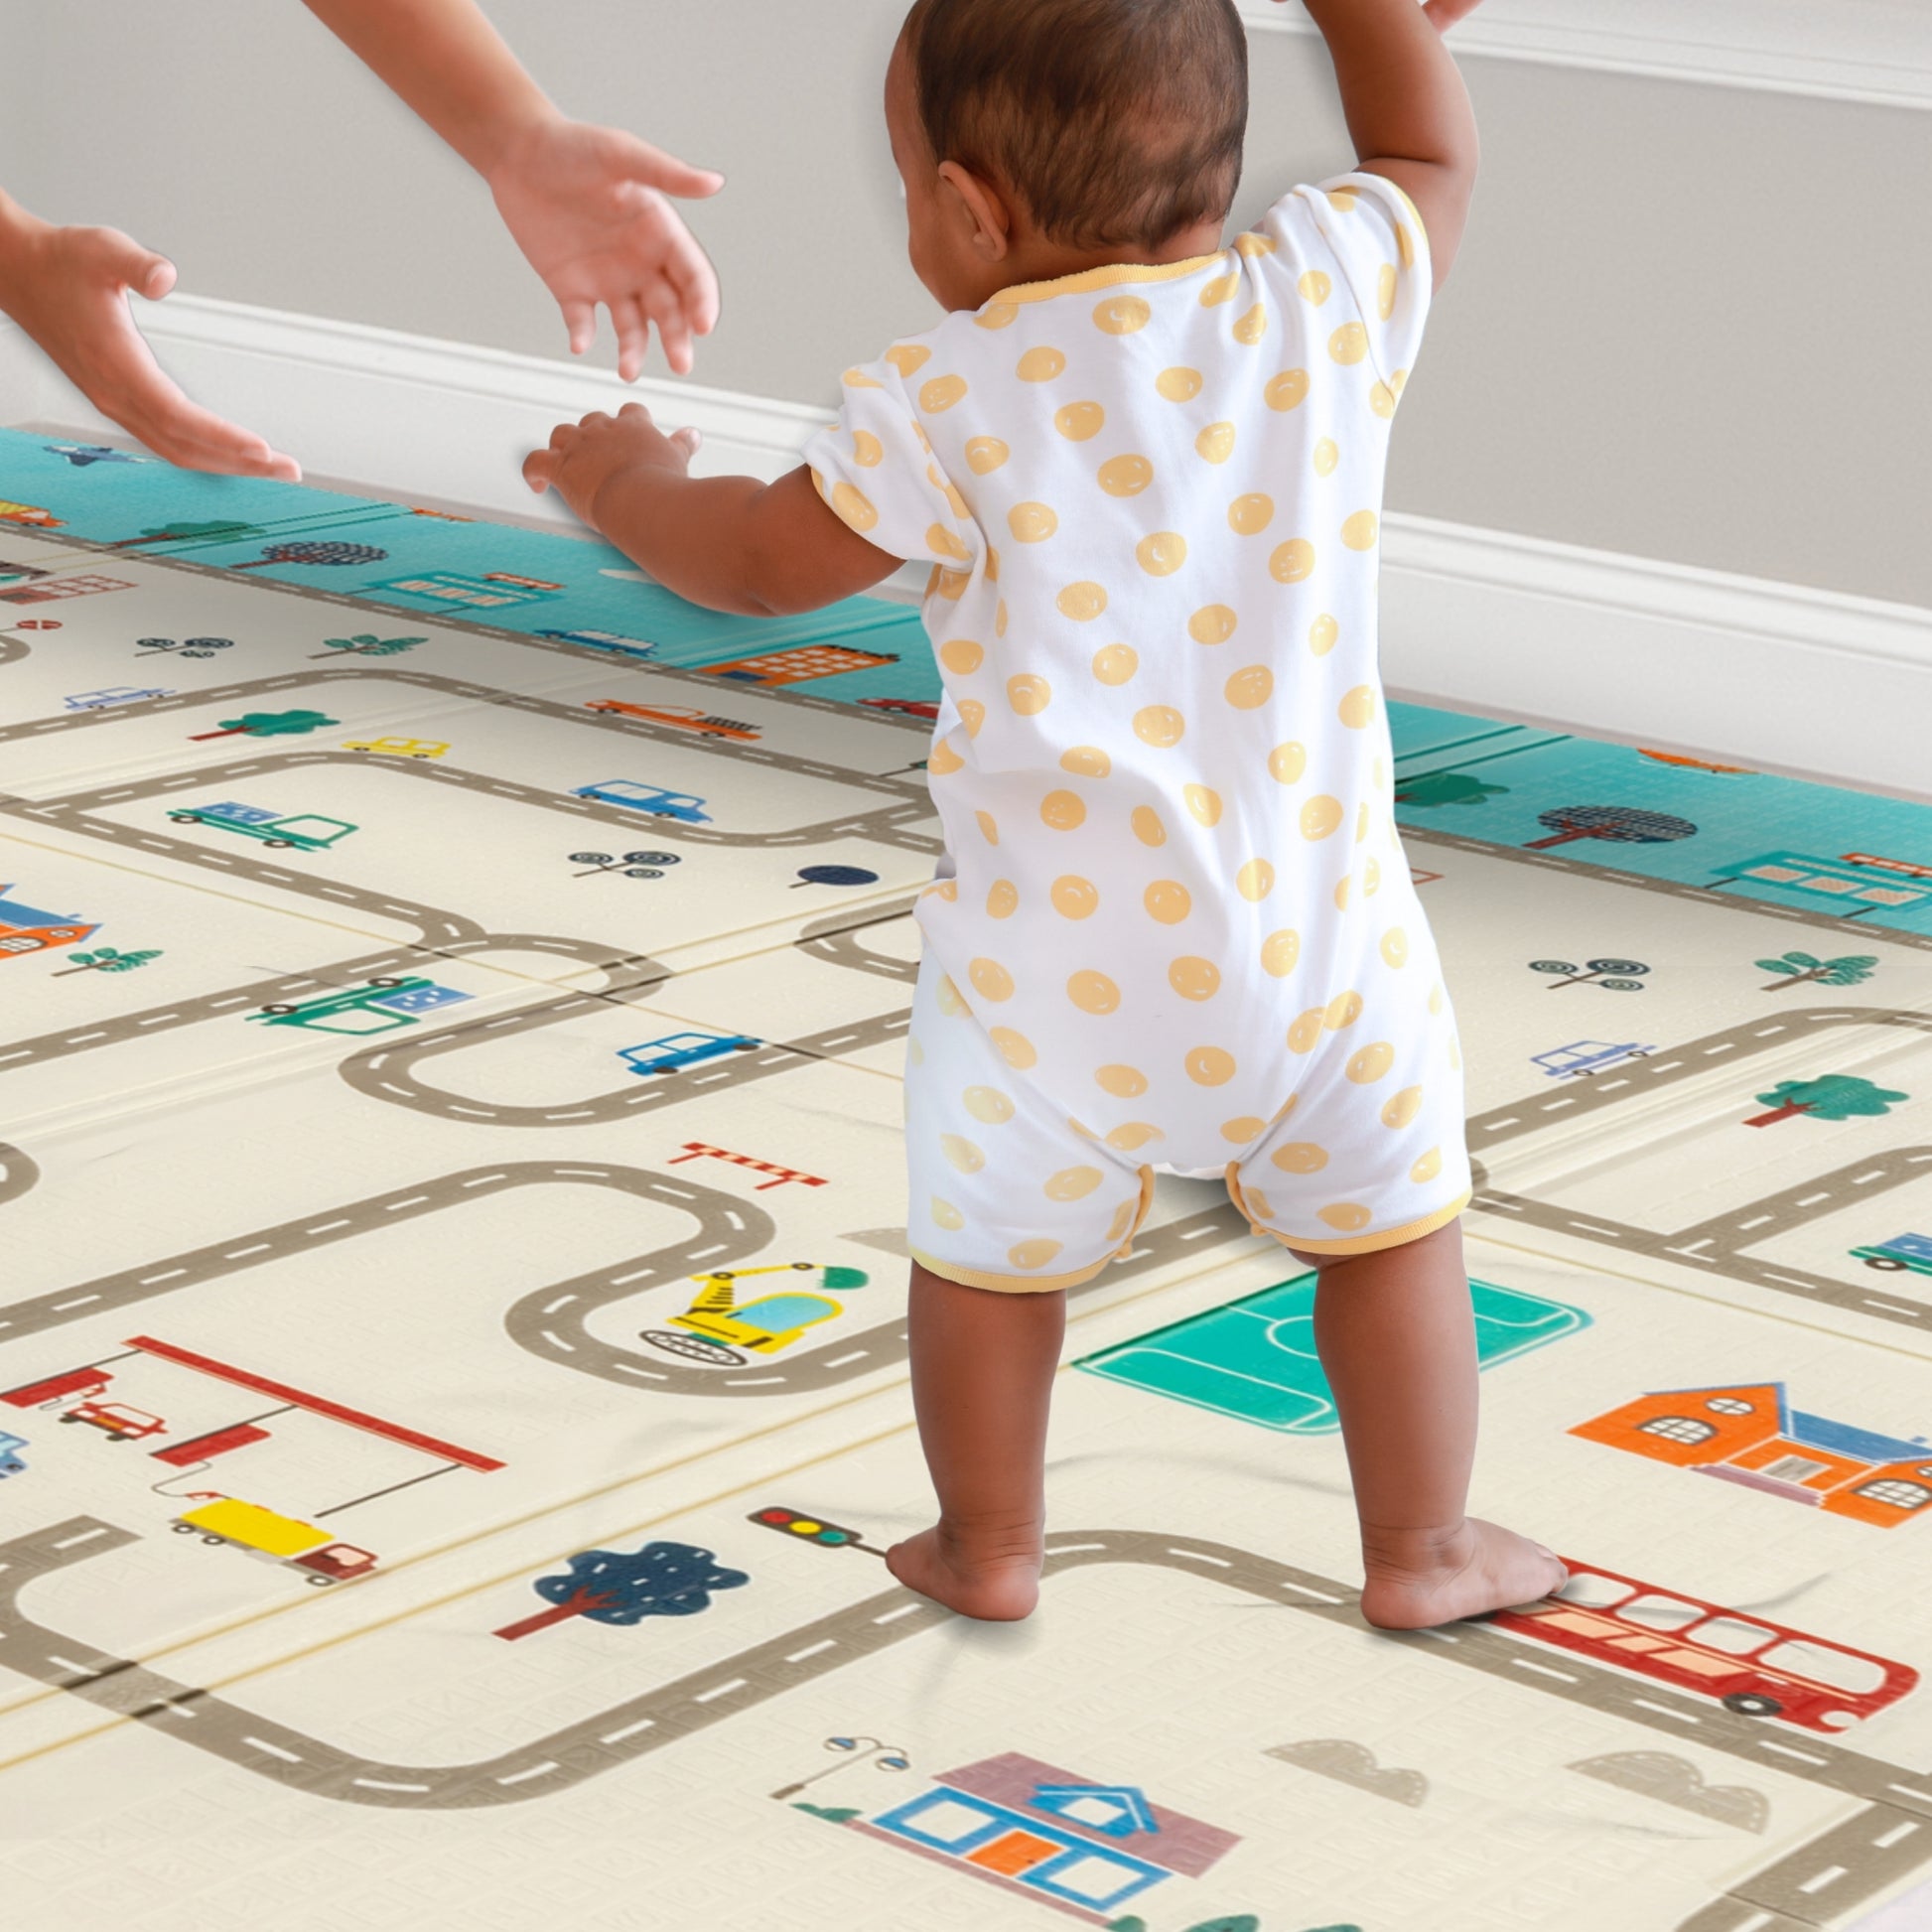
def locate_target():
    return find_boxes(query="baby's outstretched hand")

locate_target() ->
[489,114,723,379]
[523,402,702,529]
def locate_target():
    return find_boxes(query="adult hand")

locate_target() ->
[488,115,723,380]
[0,203,299,480]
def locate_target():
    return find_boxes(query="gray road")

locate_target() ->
[1467,1007,1932,1156]
[0,1137,1248,1396]
[794,896,921,984]
[1466,1008,1932,1333]
[1,670,939,852]
[6,1511,1932,1914]
[1404,823,1932,957]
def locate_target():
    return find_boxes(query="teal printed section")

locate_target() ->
[1076,1274,1590,1433]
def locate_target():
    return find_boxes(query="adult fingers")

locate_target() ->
[93,328,301,478]
[609,295,650,382]
[560,296,598,357]
[645,284,693,376]
[614,132,725,201]
[662,223,722,339]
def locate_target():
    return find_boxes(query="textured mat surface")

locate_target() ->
[5,430,1932,1932]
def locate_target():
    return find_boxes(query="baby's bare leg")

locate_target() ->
[885,1261,1062,1621]
[1300,1219,1566,1629]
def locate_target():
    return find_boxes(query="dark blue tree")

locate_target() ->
[495,1541,749,1639]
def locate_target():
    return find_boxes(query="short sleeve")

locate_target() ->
[1258,170,1432,392]
[800,347,978,571]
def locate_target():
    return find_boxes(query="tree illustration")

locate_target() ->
[109,520,260,549]
[1757,951,1878,993]
[134,636,232,659]
[493,1541,749,1640]
[230,541,387,572]
[52,947,162,977]
[1526,806,1698,850]
[1394,771,1510,809]
[310,633,427,659]
[1745,1075,1909,1128]
[1529,957,1650,991]
[189,709,339,741]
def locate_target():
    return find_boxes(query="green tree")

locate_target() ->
[1746,1075,1909,1128]
[188,709,339,741]
[1756,951,1878,993]
[52,946,162,977]
[311,633,427,659]
[1393,771,1509,809]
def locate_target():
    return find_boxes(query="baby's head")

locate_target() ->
[889,0,1248,311]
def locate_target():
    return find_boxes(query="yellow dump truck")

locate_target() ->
[174,1498,376,1585]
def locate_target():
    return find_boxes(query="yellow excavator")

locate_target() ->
[639,1262,870,1367]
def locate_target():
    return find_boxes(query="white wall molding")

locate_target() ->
[1240,0,1932,111]
[4,295,1928,800]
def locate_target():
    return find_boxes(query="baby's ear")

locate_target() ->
[938,161,1013,262]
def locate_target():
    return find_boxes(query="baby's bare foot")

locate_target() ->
[1358,1518,1567,1630]
[886,1525,1041,1621]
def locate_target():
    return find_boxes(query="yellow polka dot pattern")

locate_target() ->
[1060,745,1110,778]
[1051,875,1099,919]
[965,436,1009,474]
[1098,455,1154,497]
[1040,790,1085,831]
[1170,956,1220,1001]
[939,638,983,674]
[1131,805,1166,847]
[1009,501,1058,543]
[1228,493,1274,535]
[1195,421,1236,465]
[964,1084,1015,1124]
[1055,401,1105,441]
[1068,970,1120,1015]
[1056,581,1108,621]
[1095,1063,1148,1097]
[1092,643,1138,685]
[1094,295,1152,335]
[1018,346,1066,382]
[1144,880,1190,924]
[1224,664,1272,710]
[969,957,1014,1002]
[919,373,968,411]
[1136,532,1187,577]
[1158,366,1203,402]
[1186,1045,1236,1086]
[1189,605,1237,644]
[1007,673,1051,715]
[1133,706,1185,749]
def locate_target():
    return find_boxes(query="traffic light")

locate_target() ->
[749,1505,876,1552]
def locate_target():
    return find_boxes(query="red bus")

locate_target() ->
[1491,1561,1916,1731]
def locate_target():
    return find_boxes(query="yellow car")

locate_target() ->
[342,735,448,759]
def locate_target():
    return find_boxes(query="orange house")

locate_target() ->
[0,886,98,960]
[1573,1382,1932,1528]
[703,643,899,686]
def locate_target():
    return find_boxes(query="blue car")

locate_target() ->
[620,1032,759,1076]
[0,1431,28,1478]
[572,779,711,824]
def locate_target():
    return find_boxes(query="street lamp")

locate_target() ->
[769,1734,911,1801]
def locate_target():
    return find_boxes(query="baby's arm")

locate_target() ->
[524,404,901,618]
[1298,0,1480,288]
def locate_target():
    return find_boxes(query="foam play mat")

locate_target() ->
[5,428,1932,1932]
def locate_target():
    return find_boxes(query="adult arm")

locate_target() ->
[1296,0,1481,288]
[302,0,723,375]
[0,190,300,479]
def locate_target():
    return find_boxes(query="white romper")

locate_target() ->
[802,172,1471,1292]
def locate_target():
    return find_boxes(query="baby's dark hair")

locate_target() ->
[902,0,1249,252]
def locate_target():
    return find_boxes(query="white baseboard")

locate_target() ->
[4,297,1928,802]
[1241,0,1932,112]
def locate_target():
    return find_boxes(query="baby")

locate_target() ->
[528,0,1566,1631]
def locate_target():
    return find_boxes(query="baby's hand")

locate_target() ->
[522,402,702,529]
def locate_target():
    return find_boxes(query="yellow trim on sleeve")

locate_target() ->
[1255,1190,1471,1259]
[989,249,1228,308]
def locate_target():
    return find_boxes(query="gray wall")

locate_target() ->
[10,1,1930,605]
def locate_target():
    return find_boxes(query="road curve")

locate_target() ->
[0,1142,39,1206]
[7,1515,1932,1889]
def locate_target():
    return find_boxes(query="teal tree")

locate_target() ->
[188,709,339,741]
[52,946,162,977]
[109,520,261,549]
[493,1541,749,1640]
[1745,1075,1908,1129]
[1756,951,1878,994]
[1393,771,1509,809]
[310,633,428,659]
